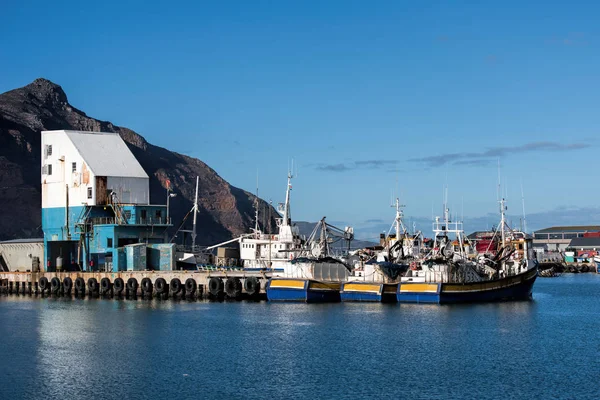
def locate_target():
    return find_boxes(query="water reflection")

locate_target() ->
[0,275,599,400]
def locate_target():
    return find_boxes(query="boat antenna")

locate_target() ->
[192,175,199,250]
[395,170,399,205]
[499,196,506,248]
[444,184,449,227]
[497,159,501,202]
[254,168,260,234]
[520,179,527,233]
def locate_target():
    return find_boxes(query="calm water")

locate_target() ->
[0,275,599,400]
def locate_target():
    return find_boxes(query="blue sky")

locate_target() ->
[2,1,599,240]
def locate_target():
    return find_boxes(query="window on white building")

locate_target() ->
[47,164,52,175]
[46,145,53,157]
[72,162,76,172]
[87,187,92,199]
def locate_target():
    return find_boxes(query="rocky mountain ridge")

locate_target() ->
[0,78,275,243]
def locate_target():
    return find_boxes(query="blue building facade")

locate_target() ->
[42,204,170,272]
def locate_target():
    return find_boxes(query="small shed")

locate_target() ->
[0,239,44,272]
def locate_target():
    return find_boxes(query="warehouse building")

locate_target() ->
[41,130,172,272]
[532,226,600,252]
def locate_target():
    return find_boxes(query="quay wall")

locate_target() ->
[0,270,271,297]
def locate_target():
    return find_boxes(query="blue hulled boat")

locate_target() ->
[266,256,352,303]
[397,197,538,304]
[341,198,421,302]
[266,278,342,302]
[397,266,537,304]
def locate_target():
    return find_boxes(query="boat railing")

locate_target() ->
[254,234,279,241]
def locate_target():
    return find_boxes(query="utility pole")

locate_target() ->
[166,179,177,224]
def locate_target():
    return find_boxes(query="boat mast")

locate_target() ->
[192,176,199,249]
[499,197,506,248]
[254,200,260,234]
[520,181,527,234]
[320,218,328,257]
[254,171,260,235]
[394,198,403,239]
[281,171,293,227]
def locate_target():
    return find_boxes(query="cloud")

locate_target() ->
[463,206,600,233]
[409,141,591,167]
[349,206,600,240]
[453,159,492,167]
[315,159,398,172]
[355,160,396,167]
[315,163,353,172]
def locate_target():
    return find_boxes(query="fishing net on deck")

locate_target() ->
[367,261,409,280]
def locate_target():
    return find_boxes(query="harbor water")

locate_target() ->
[0,275,599,400]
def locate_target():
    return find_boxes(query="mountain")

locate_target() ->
[0,78,275,243]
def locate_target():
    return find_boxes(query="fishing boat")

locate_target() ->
[594,255,600,273]
[204,171,353,301]
[266,216,355,302]
[237,172,306,272]
[341,198,422,302]
[266,256,351,302]
[227,173,353,302]
[398,197,538,304]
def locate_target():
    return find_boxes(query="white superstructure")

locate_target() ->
[239,172,305,269]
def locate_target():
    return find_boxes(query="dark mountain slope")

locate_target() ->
[0,78,274,243]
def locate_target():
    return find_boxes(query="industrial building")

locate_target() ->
[564,236,600,262]
[532,226,600,252]
[0,239,44,272]
[41,130,172,272]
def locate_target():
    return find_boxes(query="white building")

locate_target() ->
[41,130,166,272]
[41,130,149,208]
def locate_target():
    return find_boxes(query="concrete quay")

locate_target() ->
[0,270,270,300]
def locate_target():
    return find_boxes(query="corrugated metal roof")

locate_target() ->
[467,231,495,240]
[535,226,600,234]
[62,130,148,178]
[568,237,600,247]
[0,238,44,244]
